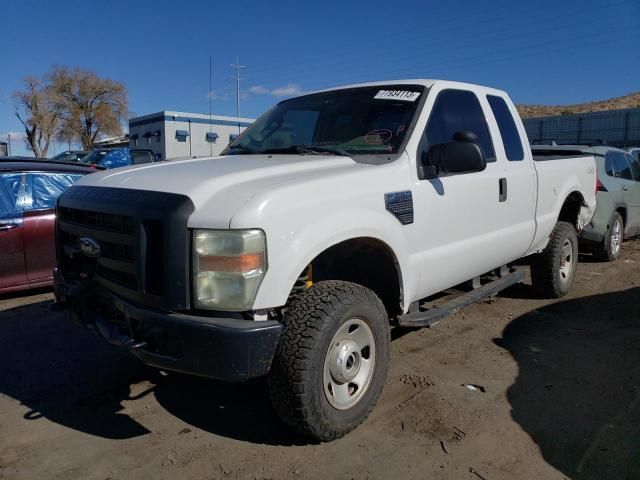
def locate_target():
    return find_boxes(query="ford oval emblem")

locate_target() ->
[78,236,101,258]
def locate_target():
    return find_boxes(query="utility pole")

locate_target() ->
[7,133,11,156]
[230,57,246,134]
[209,55,213,156]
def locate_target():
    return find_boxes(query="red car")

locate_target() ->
[0,159,96,293]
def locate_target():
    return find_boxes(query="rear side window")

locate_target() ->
[626,154,640,181]
[487,95,524,161]
[131,150,154,164]
[605,155,615,176]
[425,90,495,161]
[0,173,25,218]
[27,173,84,210]
[607,151,633,180]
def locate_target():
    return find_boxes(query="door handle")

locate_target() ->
[499,178,508,202]
[0,224,19,231]
[622,186,629,191]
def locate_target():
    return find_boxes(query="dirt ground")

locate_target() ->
[1,243,639,480]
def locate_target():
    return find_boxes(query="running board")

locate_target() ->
[396,268,525,328]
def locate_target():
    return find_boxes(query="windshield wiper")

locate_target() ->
[226,144,258,154]
[262,145,348,156]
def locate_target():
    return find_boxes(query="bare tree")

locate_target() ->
[50,66,128,150]
[12,77,59,158]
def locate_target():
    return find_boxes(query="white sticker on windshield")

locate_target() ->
[374,90,421,102]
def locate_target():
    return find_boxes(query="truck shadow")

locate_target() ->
[0,298,156,439]
[0,298,308,445]
[495,287,640,480]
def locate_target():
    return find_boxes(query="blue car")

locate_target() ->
[79,148,157,169]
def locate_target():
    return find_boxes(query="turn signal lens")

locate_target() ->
[198,253,264,273]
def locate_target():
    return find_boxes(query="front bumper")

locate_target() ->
[53,269,282,381]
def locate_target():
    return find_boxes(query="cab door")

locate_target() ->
[410,88,530,299]
[0,172,27,288]
[484,94,537,252]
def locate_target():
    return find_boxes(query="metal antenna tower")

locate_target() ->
[230,57,247,134]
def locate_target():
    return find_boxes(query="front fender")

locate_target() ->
[249,208,414,312]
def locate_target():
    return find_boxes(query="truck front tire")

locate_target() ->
[268,280,390,441]
[531,221,578,298]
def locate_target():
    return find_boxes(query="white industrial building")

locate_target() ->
[128,111,255,160]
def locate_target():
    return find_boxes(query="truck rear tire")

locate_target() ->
[594,211,624,262]
[268,280,390,441]
[531,221,578,298]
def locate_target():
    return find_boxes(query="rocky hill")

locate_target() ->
[517,91,640,118]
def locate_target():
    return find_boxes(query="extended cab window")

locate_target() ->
[425,90,495,162]
[487,95,524,161]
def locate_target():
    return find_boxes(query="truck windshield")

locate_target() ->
[224,85,425,157]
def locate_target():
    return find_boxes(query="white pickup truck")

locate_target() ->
[54,80,596,440]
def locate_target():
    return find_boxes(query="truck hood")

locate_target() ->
[74,154,360,227]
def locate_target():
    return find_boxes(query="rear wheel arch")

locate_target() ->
[615,206,627,229]
[558,191,586,230]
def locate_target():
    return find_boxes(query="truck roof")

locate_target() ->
[308,79,508,97]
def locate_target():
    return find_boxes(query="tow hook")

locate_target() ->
[95,316,147,351]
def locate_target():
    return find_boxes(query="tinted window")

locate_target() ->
[27,173,83,211]
[605,155,615,176]
[626,154,640,181]
[425,90,495,161]
[0,173,24,218]
[608,151,633,180]
[131,150,154,164]
[79,150,109,165]
[487,95,524,161]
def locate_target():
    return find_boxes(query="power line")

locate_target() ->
[244,0,635,87]
[243,27,638,96]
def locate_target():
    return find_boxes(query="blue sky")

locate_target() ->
[1,0,638,156]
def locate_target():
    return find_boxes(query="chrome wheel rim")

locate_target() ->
[610,219,623,256]
[559,239,574,283]
[323,318,375,410]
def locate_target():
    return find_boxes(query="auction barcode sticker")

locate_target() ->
[374,90,421,102]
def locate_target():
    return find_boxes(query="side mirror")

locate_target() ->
[418,131,486,179]
[441,133,486,173]
[441,138,487,173]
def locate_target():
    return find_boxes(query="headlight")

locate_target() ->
[193,229,267,311]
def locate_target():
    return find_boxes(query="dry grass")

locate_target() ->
[517,91,640,118]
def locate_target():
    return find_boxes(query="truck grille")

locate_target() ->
[56,186,194,310]
[57,207,142,291]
